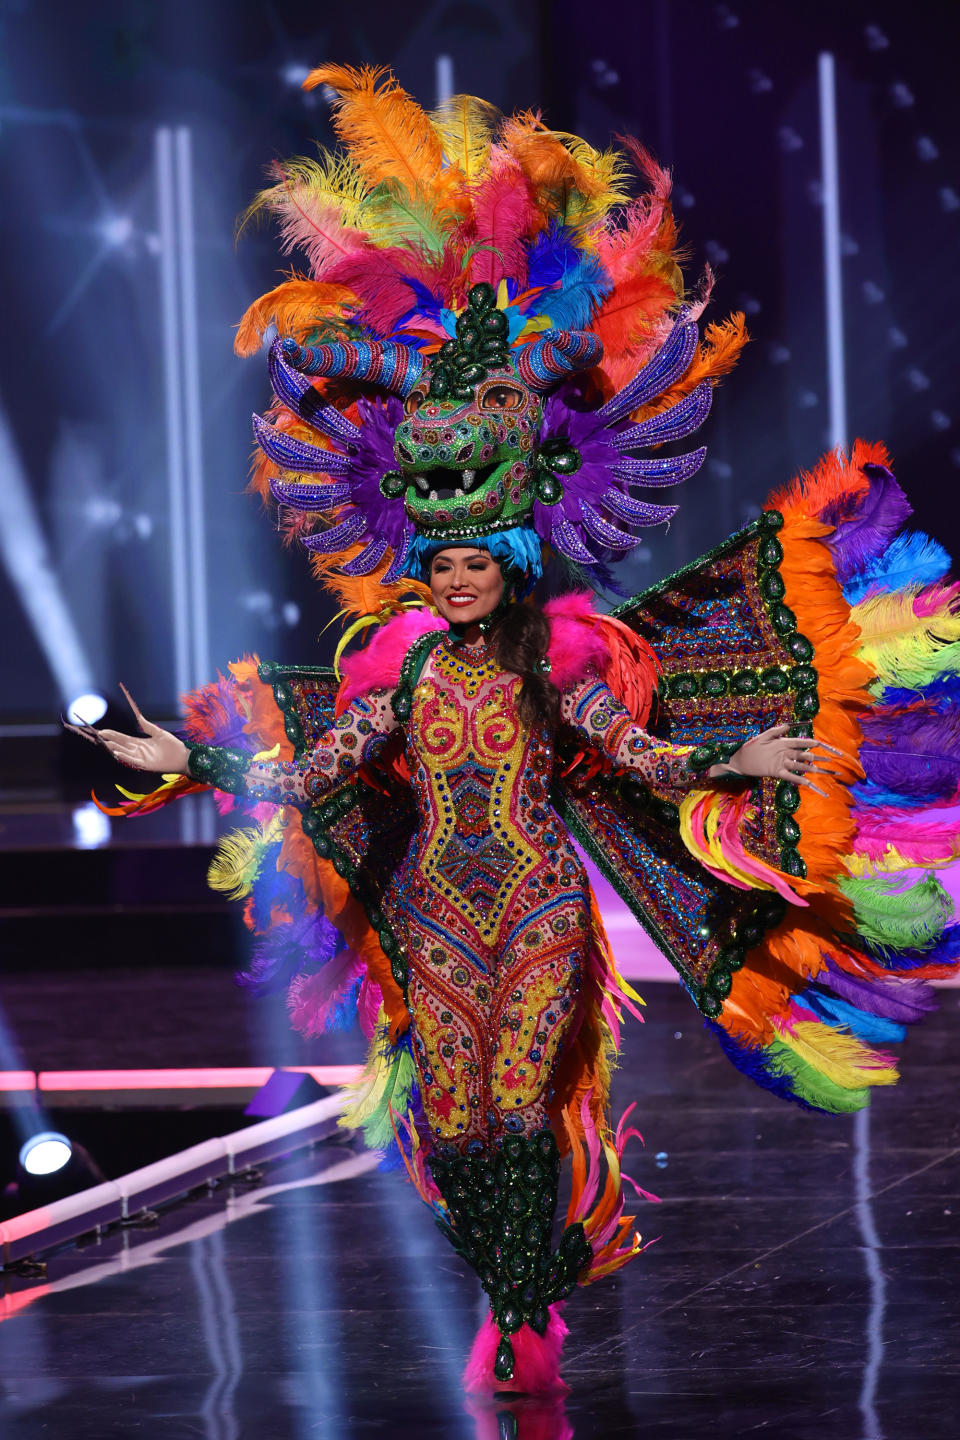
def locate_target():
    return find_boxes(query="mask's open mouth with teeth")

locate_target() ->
[407,461,500,502]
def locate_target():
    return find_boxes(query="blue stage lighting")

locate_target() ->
[19,1132,73,1177]
[66,691,108,725]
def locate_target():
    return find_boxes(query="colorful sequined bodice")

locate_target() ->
[405,637,568,951]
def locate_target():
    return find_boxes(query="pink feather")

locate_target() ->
[543,592,610,689]
[286,949,364,1037]
[357,976,382,1038]
[326,244,464,336]
[466,152,537,289]
[338,610,448,708]
[716,795,808,905]
[274,195,370,279]
[463,1303,569,1395]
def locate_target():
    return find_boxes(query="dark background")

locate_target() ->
[1,0,958,719]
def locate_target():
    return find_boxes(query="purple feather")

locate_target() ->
[821,959,937,1023]
[612,382,712,451]
[822,464,913,581]
[182,673,249,749]
[268,344,362,445]
[612,447,707,486]
[269,477,353,512]
[341,534,391,575]
[237,911,341,997]
[602,490,679,525]
[860,709,960,799]
[550,518,597,563]
[578,500,638,550]
[598,312,697,423]
[301,513,368,553]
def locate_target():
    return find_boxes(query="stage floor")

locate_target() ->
[1,981,958,1438]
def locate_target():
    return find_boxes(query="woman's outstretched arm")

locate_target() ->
[560,677,835,800]
[66,684,398,810]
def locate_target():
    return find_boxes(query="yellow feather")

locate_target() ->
[845,843,960,876]
[851,588,960,690]
[429,94,500,181]
[242,151,370,234]
[777,1021,899,1089]
[207,815,284,902]
[253,743,281,762]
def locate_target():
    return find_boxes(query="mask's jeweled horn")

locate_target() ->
[516,329,603,392]
[275,335,424,397]
[254,333,424,481]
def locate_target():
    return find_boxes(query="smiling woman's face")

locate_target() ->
[429,548,505,626]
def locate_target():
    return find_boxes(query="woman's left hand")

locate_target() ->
[714,723,844,797]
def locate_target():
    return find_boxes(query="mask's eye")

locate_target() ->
[404,392,426,416]
[479,383,524,411]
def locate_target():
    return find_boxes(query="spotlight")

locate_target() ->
[101,214,133,247]
[3,1131,105,1220]
[281,62,310,88]
[67,691,108,725]
[19,1132,72,1177]
[72,801,111,849]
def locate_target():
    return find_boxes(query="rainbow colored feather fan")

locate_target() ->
[236,63,747,603]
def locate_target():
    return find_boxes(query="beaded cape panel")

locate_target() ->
[257,661,418,995]
[552,508,819,1017]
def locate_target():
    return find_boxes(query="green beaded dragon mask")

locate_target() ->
[239,68,748,586]
[254,279,711,584]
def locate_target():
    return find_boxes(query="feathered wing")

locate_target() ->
[555,447,960,1112]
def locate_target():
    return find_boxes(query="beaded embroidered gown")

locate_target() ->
[208,632,699,1153]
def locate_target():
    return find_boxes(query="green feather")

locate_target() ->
[341,1024,418,1151]
[765,1039,870,1113]
[839,871,951,955]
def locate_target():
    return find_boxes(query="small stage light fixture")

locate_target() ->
[18,1132,73,1177]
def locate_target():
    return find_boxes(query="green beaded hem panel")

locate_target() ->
[258,661,417,997]
[555,510,819,1019]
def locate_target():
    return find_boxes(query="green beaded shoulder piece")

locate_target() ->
[391,631,444,724]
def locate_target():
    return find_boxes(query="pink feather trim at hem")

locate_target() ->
[463,1303,569,1395]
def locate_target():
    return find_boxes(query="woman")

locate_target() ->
[70,65,960,1392]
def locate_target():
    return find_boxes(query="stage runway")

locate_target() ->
[1,981,957,1439]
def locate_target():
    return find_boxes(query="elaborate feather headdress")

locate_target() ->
[237,64,747,612]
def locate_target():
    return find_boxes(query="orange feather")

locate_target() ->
[304,63,448,199]
[234,277,355,357]
[638,313,750,417]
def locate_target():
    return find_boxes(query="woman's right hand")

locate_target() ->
[63,684,192,775]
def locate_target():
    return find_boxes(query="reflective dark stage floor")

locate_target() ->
[1,981,959,1440]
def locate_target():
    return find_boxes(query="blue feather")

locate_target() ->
[852,782,934,809]
[879,674,960,713]
[705,1020,820,1111]
[799,989,907,1043]
[879,923,960,971]
[842,530,950,605]
[525,224,582,289]
[527,254,612,331]
[248,842,297,930]
[401,276,446,324]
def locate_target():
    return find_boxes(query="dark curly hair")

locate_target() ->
[488,600,559,730]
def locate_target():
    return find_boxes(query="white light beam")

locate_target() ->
[818,52,848,452]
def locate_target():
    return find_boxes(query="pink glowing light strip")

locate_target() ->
[0,1066,362,1095]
